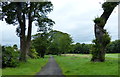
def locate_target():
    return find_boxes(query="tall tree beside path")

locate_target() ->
[32,33,49,58]
[0,2,55,62]
[48,30,73,55]
[91,2,119,62]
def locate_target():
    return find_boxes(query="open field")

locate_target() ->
[62,53,119,58]
[2,56,49,75]
[55,54,119,75]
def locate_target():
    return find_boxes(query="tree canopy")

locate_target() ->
[48,30,73,55]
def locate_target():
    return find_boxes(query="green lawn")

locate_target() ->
[0,69,1,77]
[2,56,49,76]
[105,53,119,58]
[55,54,119,75]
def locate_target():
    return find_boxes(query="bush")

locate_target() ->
[28,47,39,59]
[2,46,19,68]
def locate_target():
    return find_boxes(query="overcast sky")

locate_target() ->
[0,0,118,47]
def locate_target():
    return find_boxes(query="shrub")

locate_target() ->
[2,46,19,68]
[28,47,39,59]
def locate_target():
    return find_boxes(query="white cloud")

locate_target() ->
[0,0,118,46]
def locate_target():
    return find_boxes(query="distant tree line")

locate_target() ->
[69,40,120,54]
[69,43,92,54]
[106,40,120,53]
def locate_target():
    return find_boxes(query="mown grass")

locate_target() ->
[55,54,119,75]
[2,55,49,76]
[0,68,2,76]
[105,53,119,58]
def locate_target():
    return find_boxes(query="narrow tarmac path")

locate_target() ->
[36,56,65,77]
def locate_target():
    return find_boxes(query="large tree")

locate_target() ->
[91,2,119,62]
[32,33,49,58]
[48,30,73,55]
[0,2,54,61]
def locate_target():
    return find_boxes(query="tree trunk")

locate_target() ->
[26,7,32,58]
[19,35,27,62]
[19,13,27,62]
[16,3,27,62]
[20,3,32,61]
[91,2,118,62]
[16,2,33,62]
[40,51,45,58]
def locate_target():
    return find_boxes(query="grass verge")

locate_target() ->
[55,54,118,75]
[2,55,49,75]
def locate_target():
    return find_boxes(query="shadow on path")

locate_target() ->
[36,56,65,77]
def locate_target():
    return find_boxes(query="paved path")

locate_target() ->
[36,56,65,77]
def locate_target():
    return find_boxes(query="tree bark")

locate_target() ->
[19,13,27,62]
[26,5,32,57]
[16,3,27,62]
[20,3,33,62]
[91,2,118,62]
[16,2,33,62]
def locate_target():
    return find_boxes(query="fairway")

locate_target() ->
[55,54,119,75]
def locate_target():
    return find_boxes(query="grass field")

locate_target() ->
[2,56,49,76]
[55,54,119,75]
[0,69,1,76]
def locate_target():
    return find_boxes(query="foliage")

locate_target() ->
[102,32,111,46]
[55,54,118,75]
[48,30,73,55]
[28,46,39,59]
[91,41,101,59]
[2,56,49,75]
[32,30,73,57]
[13,44,18,51]
[102,2,119,12]
[32,33,49,58]
[106,40,120,53]
[2,46,20,68]
[94,17,105,27]
[0,2,55,62]
[0,2,55,34]
[69,43,92,54]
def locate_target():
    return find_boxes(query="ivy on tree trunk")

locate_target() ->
[91,2,118,62]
